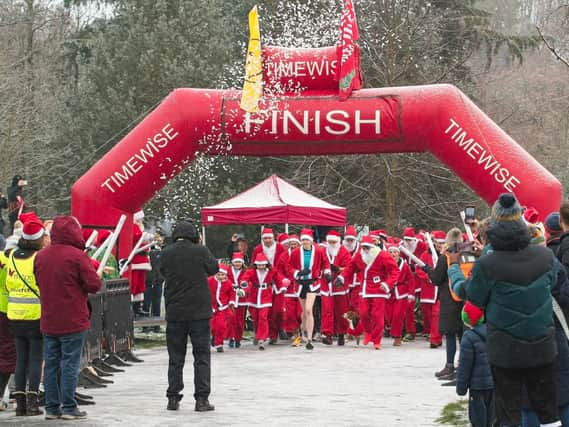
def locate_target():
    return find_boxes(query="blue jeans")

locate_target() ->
[43,331,87,416]
[522,403,569,427]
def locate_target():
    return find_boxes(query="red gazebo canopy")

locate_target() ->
[201,175,346,226]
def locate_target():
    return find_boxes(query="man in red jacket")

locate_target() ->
[34,216,101,420]
[336,235,399,350]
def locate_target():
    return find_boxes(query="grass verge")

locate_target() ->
[436,400,469,427]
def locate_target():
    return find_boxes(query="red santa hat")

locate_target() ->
[96,229,112,246]
[133,210,144,222]
[523,207,539,224]
[378,229,388,239]
[344,225,357,239]
[415,232,425,242]
[288,234,301,244]
[254,253,269,265]
[231,252,244,264]
[22,218,45,241]
[300,229,314,242]
[431,230,446,243]
[19,211,40,224]
[369,230,381,239]
[326,230,341,242]
[386,244,400,252]
[82,229,94,242]
[218,264,228,275]
[393,237,402,245]
[403,227,416,239]
[360,235,375,247]
[261,228,274,239]
[277,233,290,244]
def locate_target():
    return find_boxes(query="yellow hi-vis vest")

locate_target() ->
[0,251,9,314]
[5,252,40,321]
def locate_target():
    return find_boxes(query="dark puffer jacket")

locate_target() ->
[160,221,218,322]
[467,223,558,369]
[456,324,494,395]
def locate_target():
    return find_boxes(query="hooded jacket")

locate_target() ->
[160,221,219,322]
[456,324,494,395]
[34,216,101,335]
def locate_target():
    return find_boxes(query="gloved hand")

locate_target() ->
[300,268,311,276]
[380,282,390,293]
[237,289,246,298]
[420,264,432,274]
[330,264,340,273]
[324,273,333,283]
[333,277,344,288]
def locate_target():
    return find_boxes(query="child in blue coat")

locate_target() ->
[456,302,495,427]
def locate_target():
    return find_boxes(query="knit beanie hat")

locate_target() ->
[545,212,562,237]
[491,193,523,223]
[461,301,485,328]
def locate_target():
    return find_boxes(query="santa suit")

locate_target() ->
[277,249,302,334]
[227,266,248,343]
[288,245,331,294]
[243,267,281,342]
[341,249,399,346]
[389,259,415,338]
[208,277,235,347]
[252,243,286,340]
[320,244,351,337]
[415,250,442,345]
[130,223,151,300]
[344,243,363,313]
[399,240,425,336]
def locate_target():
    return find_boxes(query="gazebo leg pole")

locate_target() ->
[285,223,289,234]
[202,226,206,245]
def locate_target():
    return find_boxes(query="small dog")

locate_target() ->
[343,311,363,345]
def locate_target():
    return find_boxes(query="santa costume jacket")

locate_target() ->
[321,245,352,296]
[288,245,331,293]
[341,250,399,298]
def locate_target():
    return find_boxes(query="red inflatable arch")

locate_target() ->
[71,45,561,257]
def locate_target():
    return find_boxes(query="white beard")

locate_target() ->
[362,247,379,265]
[343,240,356,252]
[403,239,418,254]
[327,242,340,257]
[263,244,276,264]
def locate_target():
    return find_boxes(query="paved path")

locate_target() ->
[0,337,457,426]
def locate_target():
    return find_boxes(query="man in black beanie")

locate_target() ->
[159,220,218,412]
[467,193,562,427]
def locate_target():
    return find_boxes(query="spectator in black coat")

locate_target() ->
[521,231,569,427]
[423,227,464,382]
[456,302,495,427]
[545,212,562,255]
[226,233,250,265]
[159,220,218,413]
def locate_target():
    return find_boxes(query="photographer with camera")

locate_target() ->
[160,220,218,412]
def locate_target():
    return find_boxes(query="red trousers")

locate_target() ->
[385,298,394,329]
[349,287,362,313]
[421,301,442,344]
[404,297,417,336]
[321,295,349,336]
[227,306,247,342]
[210,310,227,347]
[390,298,407,338]
[269,293,285,340]
[130,270,146,296]
[359,298,387,346]
[249,307,270,342]
[283,297,302,333]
